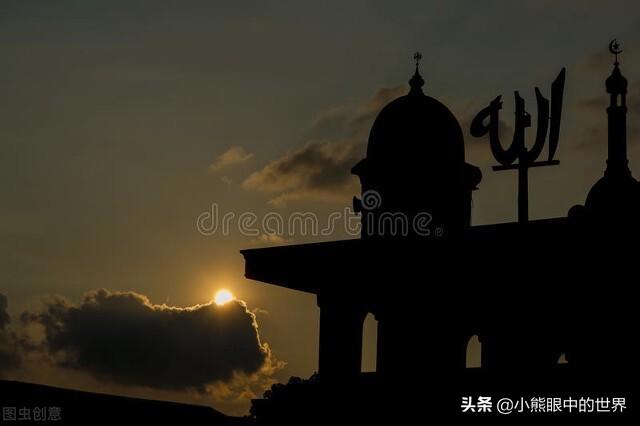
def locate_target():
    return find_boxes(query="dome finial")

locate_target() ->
[409,51,424,95]
[413,51,422,69]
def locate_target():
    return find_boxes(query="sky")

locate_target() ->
[1,0,640,416]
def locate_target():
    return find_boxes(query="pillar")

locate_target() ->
[317,294,367,381]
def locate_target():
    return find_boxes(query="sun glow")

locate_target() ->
[214,289,234,306]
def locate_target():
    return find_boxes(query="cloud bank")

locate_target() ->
[14,289,275,393]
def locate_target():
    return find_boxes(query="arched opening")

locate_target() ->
[361,313,377,372]
[557,353,568,364]
[466,335,482,368]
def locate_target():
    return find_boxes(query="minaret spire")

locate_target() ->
[605,39,630,176]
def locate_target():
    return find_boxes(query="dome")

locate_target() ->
[585,173,640,220]
[365,73,465,171]
[350,60,481,238]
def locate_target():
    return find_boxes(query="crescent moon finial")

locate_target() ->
[609,39,623,64]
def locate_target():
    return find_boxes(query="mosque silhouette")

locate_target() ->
[242,42,637,422]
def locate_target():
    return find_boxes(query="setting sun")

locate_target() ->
[214,289,234,306]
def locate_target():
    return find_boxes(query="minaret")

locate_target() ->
[604,39,630,177]
[575,39,640,226]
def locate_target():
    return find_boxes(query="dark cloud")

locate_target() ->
[242,86,405,206]
[242,139,362,206]
[0,294,9,330]
[0,294,20,374]
[0,335,20,374]
[20,289,273,392]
